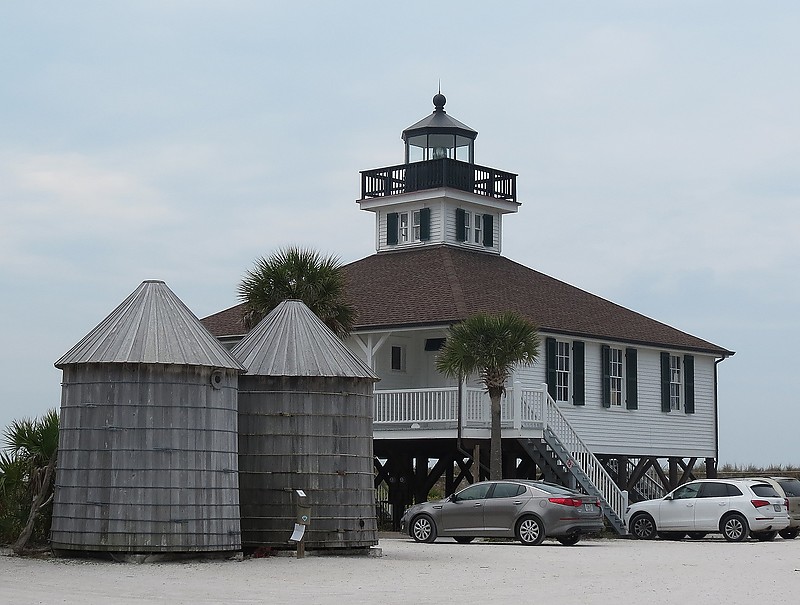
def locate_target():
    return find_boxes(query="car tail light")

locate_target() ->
[786,498,790,509]
[751,499,771,509]
[549,497,583,507]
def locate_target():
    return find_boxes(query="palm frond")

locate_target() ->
[238,245,355,337]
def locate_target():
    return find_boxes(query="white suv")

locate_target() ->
[626,478,789,542]
[752,477,800,539]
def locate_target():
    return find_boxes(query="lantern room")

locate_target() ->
[402,93,477,164]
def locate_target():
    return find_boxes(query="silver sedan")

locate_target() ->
[400,480,604,546]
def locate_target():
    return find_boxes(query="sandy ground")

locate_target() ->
[2,535,799,605]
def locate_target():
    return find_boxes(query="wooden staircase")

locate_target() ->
[518,389,629,535]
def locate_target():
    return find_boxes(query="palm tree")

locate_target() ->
[238,246,356,338]
[1,409,59,553]
[436,313,540,481]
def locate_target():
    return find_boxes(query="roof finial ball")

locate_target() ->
[433,92,446,112]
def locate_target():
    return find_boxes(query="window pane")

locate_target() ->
[672,483,701,499]
[457,483,491,500]
[610,348,623,406]
[399,212,409,242]
[751,484,781,498]
[391,346,404,371]
[699,483,729,498]
[778,479,800,497]
[556,341,570,402]
[491,483,524,498]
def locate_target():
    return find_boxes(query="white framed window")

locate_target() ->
[463,211,471,241]
[556,341,570,402]
[390,345,406,372]
[399,212,409,243]
[670,354,682,410]
[609,348,623,406]
[412,210,421,241]
[474,213,482,243]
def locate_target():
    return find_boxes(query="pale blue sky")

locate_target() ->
[1,2,798,465]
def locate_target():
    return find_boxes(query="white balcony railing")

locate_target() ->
[373,384,545,430]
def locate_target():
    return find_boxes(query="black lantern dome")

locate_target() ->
[402,93,477,164]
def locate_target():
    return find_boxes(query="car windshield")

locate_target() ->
[751,484,780,498]
[777,478,800,497]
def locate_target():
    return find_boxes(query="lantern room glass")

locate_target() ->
[405,133,474,164]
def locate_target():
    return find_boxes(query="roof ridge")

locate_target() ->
[440,247,468,318]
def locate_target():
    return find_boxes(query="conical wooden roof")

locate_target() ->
[232,300,378,379]
[55,280,245,370]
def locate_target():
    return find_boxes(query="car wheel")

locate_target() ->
[629,513,657,540]
[752,530,777,542]
[453,536,474,544]
[779,528,799,540]
[516,516,545,546]
[410,514,437,543]
[720,513,749,542]
[658,532,686,541]
[687,532,707,540]
[557,535,581,546]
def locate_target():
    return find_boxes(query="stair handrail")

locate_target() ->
[605,459,666,501]
[538,384,628,529]
[633,461,667,500]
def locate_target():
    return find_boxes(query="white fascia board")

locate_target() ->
[357,188,520,215]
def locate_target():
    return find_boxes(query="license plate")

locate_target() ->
[774,504,781,512]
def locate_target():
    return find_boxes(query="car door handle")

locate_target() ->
[473,503,482,507]
[513,501,523,505]
[686,504,694,508]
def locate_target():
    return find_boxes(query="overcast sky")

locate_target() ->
[1,2,798,466]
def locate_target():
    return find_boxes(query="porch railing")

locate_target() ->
[374,384,543,428]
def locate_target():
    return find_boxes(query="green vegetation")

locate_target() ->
[0,409,59,552]
[436,312,540,480]
[238,246,356,338]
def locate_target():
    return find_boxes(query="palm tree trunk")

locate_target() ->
[490,393,502,480]
[12,453,56,555]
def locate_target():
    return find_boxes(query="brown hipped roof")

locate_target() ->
[201,246,733,356]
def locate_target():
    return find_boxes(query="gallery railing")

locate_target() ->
[361,158,517,202]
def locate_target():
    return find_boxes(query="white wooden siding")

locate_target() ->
[513,339,717,457]
[443,202,500,251]
[376,204,445,252]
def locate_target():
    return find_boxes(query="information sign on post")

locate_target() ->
[290,489,310,558]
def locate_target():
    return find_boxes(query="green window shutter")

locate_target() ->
[482,214,494,247]
[573,341,585,405]
[601,345,611,408]
[420,207,431,241]
[660,352,671,413]
[684,354,695,414]
[625,348,638,410]
[455,208,466,242]
[545,337,557,400]
[386,212,398,245]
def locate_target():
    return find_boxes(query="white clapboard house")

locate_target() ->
[202,94,734,533]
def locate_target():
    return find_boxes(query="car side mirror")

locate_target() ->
[449,494,458,502]
[664,494,673,501]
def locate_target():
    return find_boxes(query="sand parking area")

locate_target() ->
[2,535,798,604]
